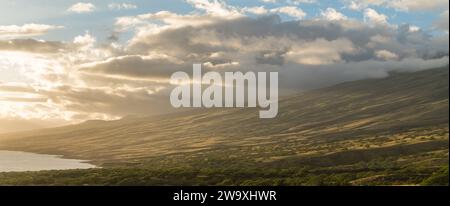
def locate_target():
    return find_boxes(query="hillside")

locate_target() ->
[0,67,448,185]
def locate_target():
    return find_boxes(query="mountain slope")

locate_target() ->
[0,67,448,168]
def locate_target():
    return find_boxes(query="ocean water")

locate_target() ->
[0,150,96,172]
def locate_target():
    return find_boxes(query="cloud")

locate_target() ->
[409,25,420,32]
[115,11,228,32]
[1,7,448,125]
[108,3,137,10]
[288,0,317,5]
[0,82,36,94]
[321,8,348,21]
[364,8,388,25]
[242,6,307,19]
[242,6,269,15]
[0,24,63,39]
[375,50,399,60]
[388,0,448,11]
[0,39,67,53]
[434,10,449,32]
[260,0,277,3]
[73,31,96,48]
[185,0,242,17]
[270,6,306,19]
[115,14,447,87]
[280,56,449,89]
[39,84,169,118]
[78,55,186,80]
[67,2,96,13]
[285,38,356,65]
[128,14,447,79]
[344,0,449,11]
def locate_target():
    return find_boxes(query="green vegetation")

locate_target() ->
[421,166,449,186]
[0,158,447,186]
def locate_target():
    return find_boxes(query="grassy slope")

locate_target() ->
[0,67,448,185]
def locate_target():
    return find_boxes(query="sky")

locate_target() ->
[0,0,449,132]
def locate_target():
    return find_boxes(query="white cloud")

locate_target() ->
[286,38,356,65]
[409,25,420,32]
[388,0,448,11]
[0,24,63,39]
[67,2,96,13]
[185,0,242,17]
[347,1,362,10]
[288,0,317,5]
[344,0,448,11]
[375,50,399,60]
[270,6,306,19]
[345,0,385,11]
[364,8,388,25]
[243,6,307,19]
[73,31,96,48]
[260,0,277,3]
[242,6,269,15]
[321,8,348,21]
[108,3,137,10]
[115,11,227,33]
